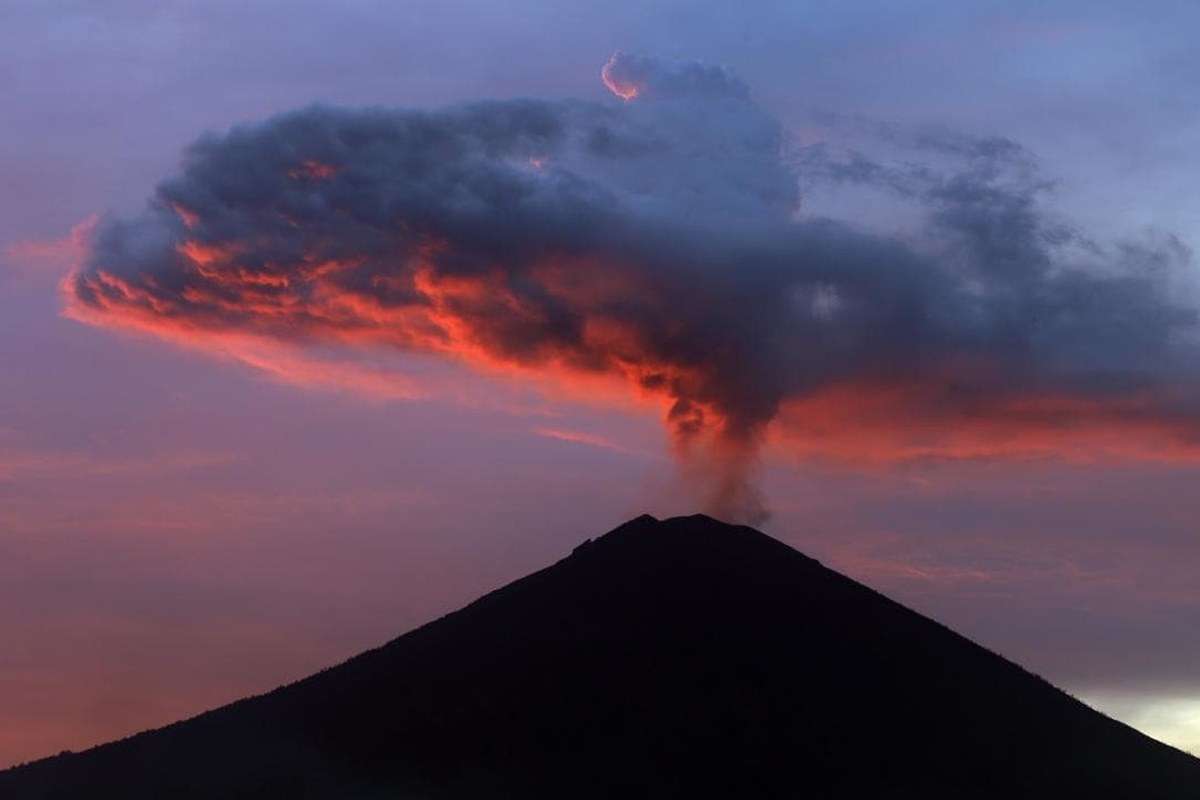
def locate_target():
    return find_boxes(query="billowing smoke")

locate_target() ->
[66,53,1200,523]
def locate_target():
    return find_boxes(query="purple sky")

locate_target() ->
[3,1,1200,765]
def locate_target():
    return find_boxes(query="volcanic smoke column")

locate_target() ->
[64,53,1200,523]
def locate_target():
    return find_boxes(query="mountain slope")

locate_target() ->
[2,514,1197,798]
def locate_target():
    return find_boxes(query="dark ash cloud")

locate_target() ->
[66,53,1200,522]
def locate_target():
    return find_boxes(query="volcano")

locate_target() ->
[2,514,1197,798]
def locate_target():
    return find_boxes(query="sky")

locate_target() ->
[3,0,1200,765]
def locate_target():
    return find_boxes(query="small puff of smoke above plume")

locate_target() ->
[65,53,1200,524]
[601,51,748,102]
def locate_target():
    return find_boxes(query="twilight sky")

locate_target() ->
[4,0,1200,765]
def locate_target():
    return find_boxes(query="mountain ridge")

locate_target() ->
[3,513,1198,798]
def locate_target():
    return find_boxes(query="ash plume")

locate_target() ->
[65,53,1200,523]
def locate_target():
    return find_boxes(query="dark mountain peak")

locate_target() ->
[613,511,662,529]
[596,512,753,539]
[573,512,816,567]
[3,514,1198,799]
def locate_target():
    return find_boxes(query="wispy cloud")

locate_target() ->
[3,215,97,279]
[0,448,239,481]
[532,426,647,456]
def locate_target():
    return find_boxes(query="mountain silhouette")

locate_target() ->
[2,513,1197,798]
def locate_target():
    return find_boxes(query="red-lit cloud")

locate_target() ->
[773,381,1200,466]
[601,53,640,101]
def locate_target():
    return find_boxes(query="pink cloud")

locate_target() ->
[3,215,98,279]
